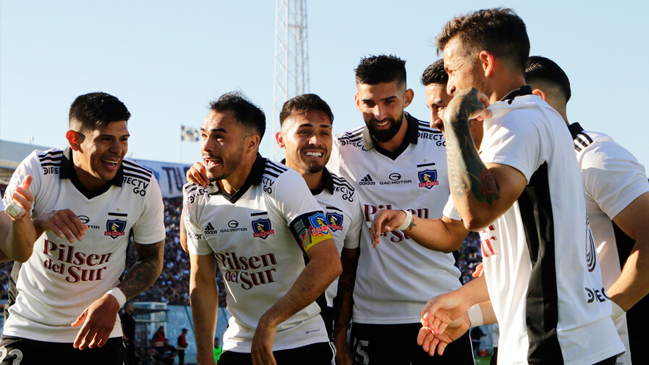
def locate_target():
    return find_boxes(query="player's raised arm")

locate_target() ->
[1,175,37,262]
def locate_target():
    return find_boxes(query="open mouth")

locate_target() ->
[203,157,222,168]
[305,151,323,158]
[101,158,120,170]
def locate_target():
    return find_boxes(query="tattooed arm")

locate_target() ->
[443,88,527,230]
[333,247,360,365]
[72,239,164,350]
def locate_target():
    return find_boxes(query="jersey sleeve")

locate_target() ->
[343,199,363,249]
[3,150,42,217]
[131,173,166,245]
[272,170,333,253]
[479,107,544,182]
[182,184,213,256]
[580,140,649,219]
[442,195,462,221]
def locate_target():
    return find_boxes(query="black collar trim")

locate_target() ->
[568,122,584,140]
[501,85,533,104]
[279,158,334,196]
[210,153,266,204]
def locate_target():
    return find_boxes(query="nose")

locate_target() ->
[372,105,385,120]
[446,83,456,96]
[109,139,123,154]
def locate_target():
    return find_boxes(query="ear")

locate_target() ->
[478,50,495,77]
[354,93,362,111]
[532,88,547,101]
[247,134,261,151]
[66,130,83,151]
[275,131,285,148]
[403,88,414,108]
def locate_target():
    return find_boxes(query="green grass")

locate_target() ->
[475,354,493,365]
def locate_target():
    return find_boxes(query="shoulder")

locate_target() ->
[121,159,155,183]
[334,126,365,149]
[183,182,209,206]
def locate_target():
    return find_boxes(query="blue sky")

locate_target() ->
[2,1,648,168]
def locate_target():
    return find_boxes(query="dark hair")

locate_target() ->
[355,55,407,87]
[69,92,131,131]
[436,8,530,73]
[279,93,334,128]
[421,59,448,86]
[210,91,266,141]
[525,56,571,102]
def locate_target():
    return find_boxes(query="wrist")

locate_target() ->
[396,210,413,231]
[467,304,484,327]
[106,287,127,308]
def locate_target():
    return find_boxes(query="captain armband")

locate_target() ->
[290,211,333,253]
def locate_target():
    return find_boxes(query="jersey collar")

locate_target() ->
[568,122,584,139]
[500,85,533,104]
[362,112,419,160]
[279,158,334,196]
[209,153,266,204]
[60,147,124,199]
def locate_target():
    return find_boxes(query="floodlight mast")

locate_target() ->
[272,0,309,161]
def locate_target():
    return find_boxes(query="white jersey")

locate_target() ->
[311,168,363,307]
[183,155,333,353]
[2,148,165,343]
[328,113,461,324]
[570,123,649,365]
[477,89,624,365]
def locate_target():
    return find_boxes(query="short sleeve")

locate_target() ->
[3,151,41,217]
[343,199,363,250]
[182,184,213,256]
[131,174,166,245]
[442,195,462,221]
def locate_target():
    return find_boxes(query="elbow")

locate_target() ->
[13,247,34,263]
[462,215,493,232]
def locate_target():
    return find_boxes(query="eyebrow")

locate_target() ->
[97,133,130,138]
[200,127,228,133]
[362,95,398,103]
[431,99,446,106]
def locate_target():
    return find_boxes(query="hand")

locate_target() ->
[417,314,470,356]
[251,316,277,365]
[420,291,469,336]
[6,175,34,221]
[369,209,406,248]
[72,293,121,350]
[33,209,87,243]
[444,87,492,125]
[334,340,353,365]
[186,162,209,187]
[472,263,484,278]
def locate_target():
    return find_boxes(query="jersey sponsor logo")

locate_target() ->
[78,215,100,229]
[204,222,218,235]
[123,176,149,196]
[42,239,112,283]
[418,169,439,189]
[417,131,446,146]
[252,218,275,239]
[333,185,355,202]
[326,212,344,232]
[585,287,609,303]
[585,218,597,272]
[42,166,60,175]
[104,219,127,238]
[364,204,429,243]
[379,172,412,186]
[215,251,278,290]
[359,174,375,186]
[219,220,248,233]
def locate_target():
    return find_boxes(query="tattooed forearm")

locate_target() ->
[118,240,164,300]
[406,220,417,231]
[333,248,358,342]
[445,92,500,204]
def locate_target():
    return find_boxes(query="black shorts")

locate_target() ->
[350,323,474,365]
[0,336,126,365]
[217,341,334,365]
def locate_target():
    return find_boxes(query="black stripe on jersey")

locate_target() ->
[417,162,436,168]
[337,127,364,142]
[331,175,355,192]
[417,122,442,134]
[185,184,198,194]
[41,162,60,167]
[612,222,647,365]
[517,162,564,364]
[38,151,63,164]
[108,212,128,217]
[325,205,342,212]
[573,133,593,152]
[264,161,288,178]
[122,161,153,182]
[250,211,268,217]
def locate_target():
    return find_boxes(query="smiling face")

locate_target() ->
[355,81,412,143]
[200,110,247,182]
[278,109,332,175]
[70,121,129,191]
[425,82,453,132]
[443,37,487,97]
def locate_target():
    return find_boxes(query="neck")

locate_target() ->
[375,114,408,152]
[219,155,256,195]
[71,153,109,192]
[303,170,324,190]
[489,73,527,104]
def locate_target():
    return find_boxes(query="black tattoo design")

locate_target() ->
[118,240,164,300]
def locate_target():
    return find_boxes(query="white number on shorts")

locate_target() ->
[352,338,369,365]
[0,347,24,365]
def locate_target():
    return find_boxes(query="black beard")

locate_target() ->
[366,112,404,143]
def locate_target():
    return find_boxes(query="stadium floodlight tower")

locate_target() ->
[272,0,310,161]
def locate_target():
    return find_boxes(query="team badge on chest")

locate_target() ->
[418,169,439,189]
[104,219,127,239]
[252,218,275,239]
[326,212,344,232]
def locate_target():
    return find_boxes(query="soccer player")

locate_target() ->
[418,8,625,365]
[0,175,37,262]
[0,92,166,364]
[183,92,341,365]
[327,55,474,365]
[525,55,649,365]
[275,94,363,346]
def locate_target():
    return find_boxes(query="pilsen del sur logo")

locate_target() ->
[252,218,275,239]
[326,212,344,232]
[104,219,127,239]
